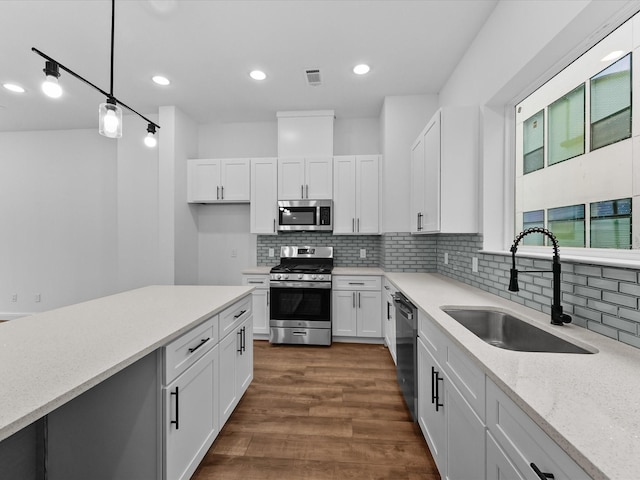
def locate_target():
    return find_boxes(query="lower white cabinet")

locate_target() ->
[486,379,589,480]
[242,274,270,335]
[332,276,382,338]
[163,345,219,480]
[219,317,253,426]
[487,431,526,480]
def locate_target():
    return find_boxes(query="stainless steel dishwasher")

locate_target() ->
[394,292,417,422]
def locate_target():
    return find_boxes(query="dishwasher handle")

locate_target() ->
[393,293,416,320]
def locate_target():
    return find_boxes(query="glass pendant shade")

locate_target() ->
[42,74,62,98]
[99,101,122,138]
[144,132,157,148]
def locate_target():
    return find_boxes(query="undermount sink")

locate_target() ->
[442,308,594,354]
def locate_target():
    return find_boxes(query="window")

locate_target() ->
[590,54,632,150]
[548,84,585,166]
[522,210,545,245]
[523,110,544,174]
[590,198,632,249]
[548,205,585,247]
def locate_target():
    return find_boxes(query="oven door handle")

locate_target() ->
[270,281,332,289]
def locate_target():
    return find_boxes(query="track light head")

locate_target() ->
[42,61,62,98]
[144,123,158,148]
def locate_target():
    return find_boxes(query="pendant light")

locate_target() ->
[32,0,159,145]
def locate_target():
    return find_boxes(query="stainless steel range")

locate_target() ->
[269,246,333,346]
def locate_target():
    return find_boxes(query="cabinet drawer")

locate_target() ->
[242,275,269,288]
[418,310,446,363]
[333,275,381,290]
[164,316,217,385]
[486,379,589,480]
[218,295,253,340]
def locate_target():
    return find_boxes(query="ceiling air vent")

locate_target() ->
[305,69,322,86]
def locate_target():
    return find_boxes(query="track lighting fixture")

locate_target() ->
[42,61,62,98]
[32,0,159,145]
[144,123,158,148]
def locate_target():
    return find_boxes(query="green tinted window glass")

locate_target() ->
[523,110,544,174]
[591,54,632,150]
[523,210,545,245]
[590,198,632,249]
[548,204,585,247]
[548,85,585,165]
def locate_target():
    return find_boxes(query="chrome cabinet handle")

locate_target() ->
[221,185,224,200]
[357,218,360,232]
[352,218,355,232]
[348,282,365,285]
[352,292,355,308]
[358,292,361,308]
[237,329,243,353]
[171,387,180,430]
[241,326,246,353]
[306,184,309,198]
[273,218,276,233]
[188,337,210,354]
[267,291,270,306]
[301,185,304,198]
[217,186,220,200]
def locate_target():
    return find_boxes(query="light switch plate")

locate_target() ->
[360,249,366,258]
[268,248,275,257]
[444,252,449,264]
[472,257,478,273]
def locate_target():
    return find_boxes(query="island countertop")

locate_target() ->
[385,272,640,480]
[0,285,253,442]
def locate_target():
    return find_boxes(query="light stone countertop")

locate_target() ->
[385,272,640,480]
[242,266,272,275]
[0,285,253,443]
[242,266,385,276]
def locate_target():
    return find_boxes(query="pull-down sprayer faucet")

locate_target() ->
[509,227,572,325]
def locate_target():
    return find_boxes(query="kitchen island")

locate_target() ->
[386,272,640,480]
[0,285,253,479]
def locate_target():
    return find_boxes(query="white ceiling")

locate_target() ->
[0,0,498,132]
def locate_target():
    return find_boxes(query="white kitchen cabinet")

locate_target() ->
[278,157,333,200]
[332,276,382,338]
[333,155,380,234]
[242,274,270,336]
[219,316,253,427]
[250,158,278,234]
[188,158,250,203]
[486,379,590,480]
[163,345,219,480]
[410,107,479,234]
[382,279,397,364]
[417,309,485,479]
[487,431,526,480]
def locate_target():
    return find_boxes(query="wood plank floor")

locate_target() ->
[192,340,440,480]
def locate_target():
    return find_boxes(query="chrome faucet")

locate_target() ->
[508,227,572,325]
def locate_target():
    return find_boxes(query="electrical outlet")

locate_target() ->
[472,257,479,273]
[35,293,41,303]
[231,249,238,258]
[268,248,275,257]
[11,294,17,303]
[360,249,366,258]
[444,252,449,264]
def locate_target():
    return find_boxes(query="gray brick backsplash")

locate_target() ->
[257,232,640,349]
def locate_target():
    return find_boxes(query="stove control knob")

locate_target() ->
[284,274,289,279]
[276,274,282,280]
[317,275,323,281]
[298,274,303,279]
[311,274,317,280]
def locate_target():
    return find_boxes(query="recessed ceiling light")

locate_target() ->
[601,50,625,62]
[353,64,370,75]
[152,75,170,86]
[3,83,25,93]
[250,70,267,81]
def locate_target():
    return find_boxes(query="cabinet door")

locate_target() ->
[422,111,441,232]
[356,290,382,337]
[417,337,446,474]
[333,156,357,234]
[410,137,425,233]
[220,159,250,201]
[250,158,278,234]
[188,159,221,203]
[218,329,240,426]
[487,432,526,480]
[355,155,379,233]
[237,319,253,396]
[445,377,485,480]
[164,345,219,480]
[250,288,269,334]
[305,157,333,199]
[278,158,305,199]
[332,290,357,336]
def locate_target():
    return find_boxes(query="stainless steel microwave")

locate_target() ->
[277,200,332,231]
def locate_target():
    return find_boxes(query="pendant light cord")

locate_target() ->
[109,0,115,98]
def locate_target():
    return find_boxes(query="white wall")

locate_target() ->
[334,117,380,155]
[0,129,118,315]
[379,95,438,233]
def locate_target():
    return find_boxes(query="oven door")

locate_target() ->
[269,281,331,329]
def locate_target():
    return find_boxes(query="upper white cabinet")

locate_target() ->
[278,157,333,200]
[250,158,278,234]
[333,155,380,234]
[410,107,479,233]
[188,158,250,203]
